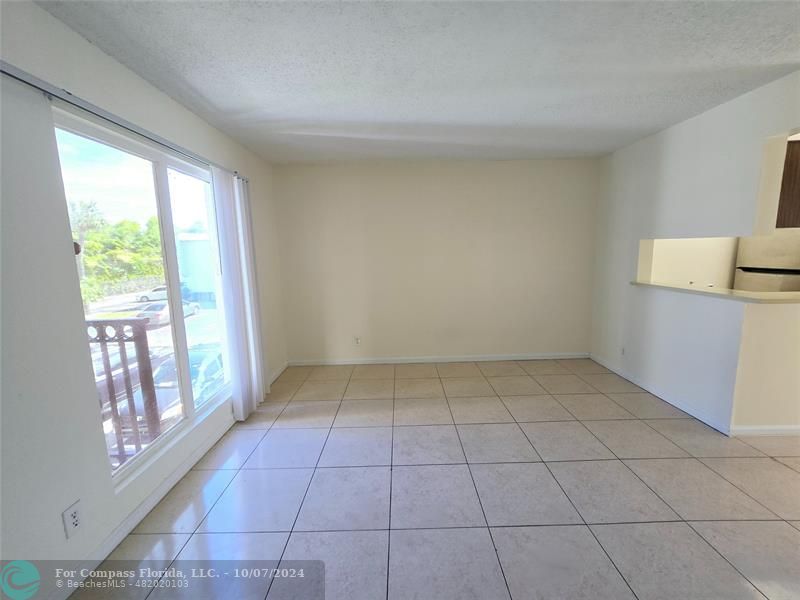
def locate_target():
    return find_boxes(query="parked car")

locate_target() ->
[137,300,200,328]
[137,302,170,328]
[91,343,172,388]
[137,286,167,302]
[102,345,224,429]
[138,283,193,303]
[183,300,200,317]
[95,345,179,431]
[153,344,225,405]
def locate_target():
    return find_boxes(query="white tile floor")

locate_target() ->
[106,360,800,600]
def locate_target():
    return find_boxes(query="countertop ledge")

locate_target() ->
[630,281,800,304]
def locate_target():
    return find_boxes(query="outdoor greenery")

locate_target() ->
[70,200,165,303]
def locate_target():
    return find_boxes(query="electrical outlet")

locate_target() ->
[62,500,82,539]
[354,336,361,346]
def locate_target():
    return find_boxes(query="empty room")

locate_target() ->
[2,1,800,599]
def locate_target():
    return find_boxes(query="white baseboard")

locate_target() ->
[586,353,618,373]
[729,424,800,436]
[269,361,289,384]
[260,362,289,403]
[288,351,590,366]
[589,353,732,435]
[588,355,799,438]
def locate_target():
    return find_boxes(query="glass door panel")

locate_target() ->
[55,128,185,470]
[166,168,229,408]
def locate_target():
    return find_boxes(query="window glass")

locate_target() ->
[167,168,228,408]
[55,128,184,470]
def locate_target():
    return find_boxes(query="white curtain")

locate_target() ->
[212,167,266,421]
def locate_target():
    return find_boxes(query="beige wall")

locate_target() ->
[275,159,602,363]
[638,237,740,289]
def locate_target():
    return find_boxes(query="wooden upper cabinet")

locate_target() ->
[777,140,800,228]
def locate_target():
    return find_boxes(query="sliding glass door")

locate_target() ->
[54,110,229,471]
[166,168,229,408]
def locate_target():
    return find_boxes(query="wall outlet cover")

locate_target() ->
[62,500,82,539]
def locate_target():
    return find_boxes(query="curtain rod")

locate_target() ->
[1,60,248,182]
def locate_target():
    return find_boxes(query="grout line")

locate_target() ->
[499,370,641,597]
[443,385,514,600]
[565,417,690,523]
[578,418,777,599]
[129,518,792,537]
[770,455,800,474]
[264,368,350,598]
[137,362,795,600]
[696,456,790,522]
[530,382,676,599]
[634,419,785,522]
[204,456,797,470]
[151,365,304,599]
[256,416,696,429]
[386,376,396,600]
[684,521,771,600]
[140,368,309,599]
[734,435,779,455]
[527,420,642,599]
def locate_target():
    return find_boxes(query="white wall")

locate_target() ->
[592,71,800,431]
[275,159,602,363]
[0,1,286,564]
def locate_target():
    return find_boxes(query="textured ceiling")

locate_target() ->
[38,1,800,162]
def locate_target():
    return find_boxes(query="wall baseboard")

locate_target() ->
[591,354,800,437]
[589,353,733,435]
[268,361,289,388]
[586,353,620,374]
[288,351,590,366]
[729,424,800,436]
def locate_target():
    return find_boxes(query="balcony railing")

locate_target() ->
[87,318,161,468]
